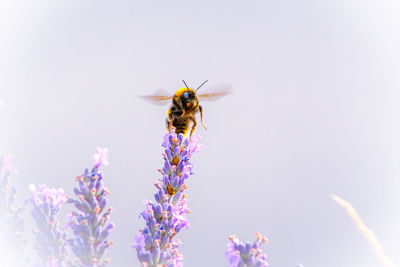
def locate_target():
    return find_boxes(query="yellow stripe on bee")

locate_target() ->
[175,87,193,97]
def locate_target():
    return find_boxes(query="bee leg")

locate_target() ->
[189,116,197,140]
[177,99,185,117]
[199,105,207,130]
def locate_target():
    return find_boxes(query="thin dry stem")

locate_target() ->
[332,195,396,267]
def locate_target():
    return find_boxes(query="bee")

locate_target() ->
[141,80,231,138]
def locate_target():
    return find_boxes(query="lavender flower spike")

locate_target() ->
[28,184,69,266]
[68,147,114,267]
[133,130,202,267]
[0,154,26,266]
[226,232,269,267]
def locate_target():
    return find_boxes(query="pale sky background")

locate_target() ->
[1,1,400,266]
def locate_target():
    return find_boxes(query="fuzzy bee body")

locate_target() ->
[167,110,191,135]
[141,80,231,138]
[166,87,203,137]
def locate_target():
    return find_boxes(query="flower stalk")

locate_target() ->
[0,154,26,265]
[133,130,202,267]
[67,148,114,267]
[28,184,69,266]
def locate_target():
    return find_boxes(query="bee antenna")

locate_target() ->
[182,80,190,89]
[195,80,208,92]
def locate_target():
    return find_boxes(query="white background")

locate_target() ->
[1,1,399,266]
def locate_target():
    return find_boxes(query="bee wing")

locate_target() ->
[197,84,232,101]
[139,89,173,106]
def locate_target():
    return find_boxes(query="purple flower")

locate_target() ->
[226,232,269,267]
[133,130,202,266]
[0,154,18,181]
[67,147,114,267]
[0,154,26,265]
[28,184,69,266]
[92,147,109,168]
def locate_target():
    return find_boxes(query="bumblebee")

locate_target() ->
[141,80,231,138]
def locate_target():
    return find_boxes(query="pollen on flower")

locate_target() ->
[256,232,268,243]
[104,187,111,195]
[172,155,180,165]
[229,235,239,242]
[94,206,101,214]
[166,184,174,195]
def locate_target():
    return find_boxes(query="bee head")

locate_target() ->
[178,80,207,110]
[180,89,197,109]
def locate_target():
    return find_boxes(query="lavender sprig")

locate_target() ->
[133,130,202,267]
[226,232,269,267]
[0,154,26,265]
[67,147,114,267]
[28,184,68,266]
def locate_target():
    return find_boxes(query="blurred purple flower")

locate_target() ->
[28,184,69,266]
[0,154,26,265]
[67,147,114,267]
[0,154,18,179]
[226,232,269,267]
[92,147,109,168]
[133,130,202,266]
